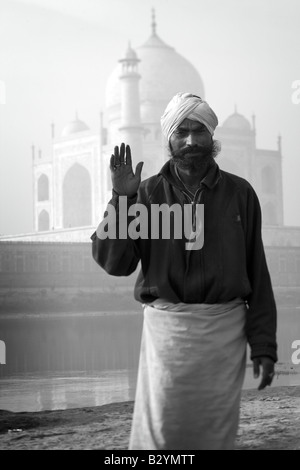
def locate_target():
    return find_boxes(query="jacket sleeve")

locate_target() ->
[90,191,141,276]
[244,187,278,363]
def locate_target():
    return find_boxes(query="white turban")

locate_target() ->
[161,92,218,141]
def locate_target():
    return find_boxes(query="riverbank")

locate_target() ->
[0,385,299,450]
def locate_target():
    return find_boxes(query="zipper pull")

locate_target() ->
[192,189,204,231]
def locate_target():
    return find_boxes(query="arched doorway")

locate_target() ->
[218,157,244,178]
[63,164,92,228]
[262,166,276,194]
[263,202,277,225]
[38,174,49,201]
[38,210,50,231]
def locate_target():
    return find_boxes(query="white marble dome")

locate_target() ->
[222,112,251,132]
[61,114,90,137]
[105,31,205,118]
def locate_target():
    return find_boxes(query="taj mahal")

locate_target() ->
[0,10,299,388]
[1,12,290,242]
[0,12,299,323]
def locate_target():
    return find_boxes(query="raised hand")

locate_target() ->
[110,143,144,197]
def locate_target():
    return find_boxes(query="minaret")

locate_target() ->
[151,8,157,36]
[51,121,55,140]
[277,132,284,225]
[31,144,35,162]
[277,133,282,154]
[251,113,256,149]
[31,144,36,231]
[119,42,143,162]
[251,113,256,134]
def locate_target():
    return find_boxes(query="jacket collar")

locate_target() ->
[158,159,222,191]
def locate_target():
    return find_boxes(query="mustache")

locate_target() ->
[169,140,221,162]
[176,143,213,158]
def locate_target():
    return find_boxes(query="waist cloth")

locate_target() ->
[129,298,247,450]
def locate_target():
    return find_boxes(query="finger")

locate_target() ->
[125,145,132,167]
[114,145,120,166]
[258,372,274,391]
[258,361,275,390]
[253,358,260,379]
[120,142,125,164]
[258,377,267,391]
[134,162,144,179]
[110,154,115,171]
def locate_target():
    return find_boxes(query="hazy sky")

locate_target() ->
[0,0,299,235]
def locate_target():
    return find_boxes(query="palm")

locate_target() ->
[110,143,143,197]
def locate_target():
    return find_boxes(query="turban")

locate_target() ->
[161,92,218,141]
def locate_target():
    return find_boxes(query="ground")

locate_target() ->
[0,386,299,450]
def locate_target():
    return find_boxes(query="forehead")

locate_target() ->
[177,118,206,131]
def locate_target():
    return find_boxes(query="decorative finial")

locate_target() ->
[151,8,157,35]
[277,133,282,154]
[234,103,237,114]
[251,113,256,132]
[51,120,55,139]
[31,144,35,161]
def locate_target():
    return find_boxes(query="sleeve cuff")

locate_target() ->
[90,192,138,241]
[250,343,278,363]
[111,190,138,208]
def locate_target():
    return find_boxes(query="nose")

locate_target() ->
[185,133,196,146]
[185,132,197,147]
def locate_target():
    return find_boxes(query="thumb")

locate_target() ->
[253,358,260,379]
[134,161,144,178]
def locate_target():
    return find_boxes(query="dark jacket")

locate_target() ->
[91,160,277,362]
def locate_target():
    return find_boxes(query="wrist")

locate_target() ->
[112,189,137,199]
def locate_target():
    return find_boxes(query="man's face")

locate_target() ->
[169,118,214,171]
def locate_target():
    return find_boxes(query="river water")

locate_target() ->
[0,308,299,412]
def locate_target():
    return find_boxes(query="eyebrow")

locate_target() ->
[177,123,206,130]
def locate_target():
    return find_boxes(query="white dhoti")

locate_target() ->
[129,298,247,450]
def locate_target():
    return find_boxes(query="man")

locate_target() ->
[91,92,277,450]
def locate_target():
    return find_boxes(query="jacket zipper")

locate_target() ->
[181,188,204,233]
[181,187,204,302]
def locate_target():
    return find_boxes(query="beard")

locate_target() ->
[169,140,221,171]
